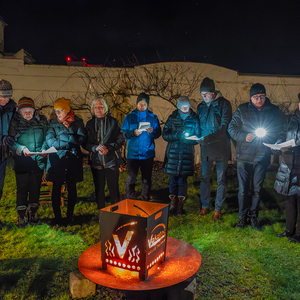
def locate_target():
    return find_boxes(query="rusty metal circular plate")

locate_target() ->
[78,237,201,291]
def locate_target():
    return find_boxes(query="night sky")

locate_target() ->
[1,0,300,74]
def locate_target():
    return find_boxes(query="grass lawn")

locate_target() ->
[0,159,300,299]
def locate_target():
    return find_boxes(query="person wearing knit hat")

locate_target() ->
[83,97,125,210]
[45,98,86,226]
[0,79,16,229]
[228,83,284,230]
[122,92,161,201]
[197,77,232,221]
[162,96,200,214]
[8,96,48,227]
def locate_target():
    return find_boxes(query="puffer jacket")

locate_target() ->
[197,94,232,161]
[46,115,86,183]
[228,98,284,164]
[274,110,300,195]
[0,99,17,162]
[84,112,125,168]
[8,112,48,173]
[122,109,161,160]
[162,109,200,176]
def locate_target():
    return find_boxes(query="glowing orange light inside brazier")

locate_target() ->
[99,199,169,280]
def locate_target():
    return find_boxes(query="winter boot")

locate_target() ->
[16,206,28,228]
[169,194,178,214]
[176,196,186,215]
[28,203,39,224]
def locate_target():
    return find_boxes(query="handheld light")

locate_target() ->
[255,127,266,138]
[184,132,189,137]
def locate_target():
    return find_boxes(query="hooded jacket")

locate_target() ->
[228,98,284,164]
[122,109,161,160]
[84,112,125,168]
[162,109,200,176]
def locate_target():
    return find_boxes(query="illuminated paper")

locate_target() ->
[186,135,200,140]
[263,139,296,150]
[138,122,150,131]
[27,146,57,155]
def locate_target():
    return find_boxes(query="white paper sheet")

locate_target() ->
[138,122,151,131]
[27,146,57,155]
[185,135,200,140]
[263,139,296,150]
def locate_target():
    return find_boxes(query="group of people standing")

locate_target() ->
[0,77,299,243]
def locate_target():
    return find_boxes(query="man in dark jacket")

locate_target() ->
[122,93,161,201]
[84,97,125,209]
[0,79,16,228]
[228,83,284,229]
[197,77,232,220]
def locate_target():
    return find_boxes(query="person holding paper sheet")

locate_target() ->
[274,96,300,243]
[162,96,200,214]
[122,93,161,201]
[8,97,48,227]
[46,98,86,226]
[228,83,284,229]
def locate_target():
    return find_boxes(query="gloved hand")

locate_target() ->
[198,136,209,145]
[175,130,185,140]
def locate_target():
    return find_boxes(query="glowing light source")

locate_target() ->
[184,132,189,137]
[255,127,266,138]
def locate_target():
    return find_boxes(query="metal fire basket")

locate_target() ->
[99,199,169,280]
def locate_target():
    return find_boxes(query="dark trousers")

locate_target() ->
[169,175,188,197]
[16,171,43,207]
[91,166,120,209]
[0,159,7,200]
[52,180,77,220]
[126,157,154,201]
[286,194,300,235]
[237,161,267,218]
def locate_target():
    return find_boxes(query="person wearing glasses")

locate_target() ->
[197,77,232,221]
[228,83,283,229]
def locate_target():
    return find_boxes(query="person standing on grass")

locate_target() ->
[84,97,125,210]
[197,77,232,220]
[46,98,86,226]
[8,97,48,227]
[228,83,284,230]
[274,94,300,243]
[122,93,161,201]
[0,79,17,229]
[162,96,200,214]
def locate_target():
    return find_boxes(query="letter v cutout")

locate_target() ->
[113,231,134,259]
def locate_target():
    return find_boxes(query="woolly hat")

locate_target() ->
[0,79,13,98]
[18,97,35,111]
[200,77,215,93]
[136,93,150,106]
[177,96,190,109]
[54,97,71,112]
[250,83,266,98]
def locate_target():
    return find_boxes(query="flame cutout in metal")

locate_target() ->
[105,240,115,257]
[113,231,134,259]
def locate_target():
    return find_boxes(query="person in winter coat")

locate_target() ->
[84,97,125,210]
[0,79,16,228]
[162,96,200,214]
[122,93,161,201]
[197,77,232,220]
[228,83,284,229]
[46,97,86,226]
[274,95,300,243]
[8,97,48,227]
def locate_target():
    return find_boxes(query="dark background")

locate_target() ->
[1,0,300,74]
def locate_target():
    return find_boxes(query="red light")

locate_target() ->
[66,57,72,62]
[82,58,86,61]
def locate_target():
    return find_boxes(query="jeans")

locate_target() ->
[237,161,267,218]
[91,166,120,209]
[169,175,188,197]
[0,159,7,200]
[126,157,154,201]
[200,159,228,211]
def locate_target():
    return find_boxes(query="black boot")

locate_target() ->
[169,194,178,214]
[16,206,28,228]
[176,196,186,215]
[28,203,39,224]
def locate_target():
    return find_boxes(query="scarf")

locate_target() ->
[58,110,75,129]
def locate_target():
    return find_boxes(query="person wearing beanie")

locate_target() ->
[228,83,284,230]
[83,97,125,210]
[45,98,86,226]
[122,92,161,201]
[0,79,16,228]
[162,96,200,214]
[8,97,48,227]
[197,77,232,221]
